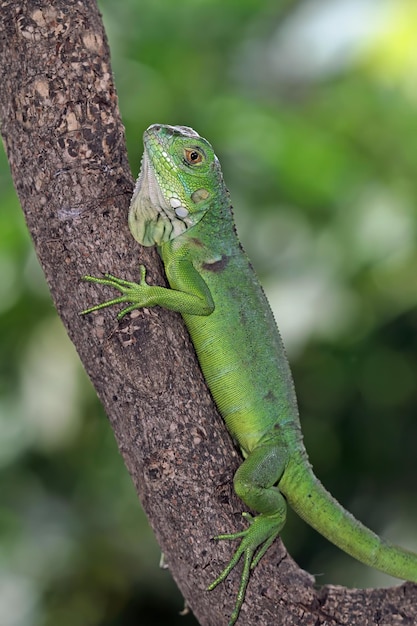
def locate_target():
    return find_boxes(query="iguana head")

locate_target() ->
[129,124,220,246]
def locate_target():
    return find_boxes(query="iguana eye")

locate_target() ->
[184,147,204,165]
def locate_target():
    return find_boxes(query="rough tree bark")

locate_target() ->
[0,2,416,625]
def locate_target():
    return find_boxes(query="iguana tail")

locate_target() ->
[280,454,417,583]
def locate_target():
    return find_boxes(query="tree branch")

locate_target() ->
[0,1,416,624]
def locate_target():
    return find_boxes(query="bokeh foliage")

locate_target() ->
[0,1,416,624]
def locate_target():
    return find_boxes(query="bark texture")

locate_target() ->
[0,1,416,624]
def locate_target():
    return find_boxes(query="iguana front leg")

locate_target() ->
[81,261,214,318]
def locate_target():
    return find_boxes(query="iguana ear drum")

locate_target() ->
[191,188,210,203]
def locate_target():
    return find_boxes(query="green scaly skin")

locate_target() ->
[82,124,417,625]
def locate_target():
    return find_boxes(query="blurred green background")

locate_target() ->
[1,1,417,624]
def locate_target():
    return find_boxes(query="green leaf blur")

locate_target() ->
[0,1,416,624]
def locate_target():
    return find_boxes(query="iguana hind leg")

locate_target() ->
[208,439,288,625]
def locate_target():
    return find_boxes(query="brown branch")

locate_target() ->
[0,1,416,624]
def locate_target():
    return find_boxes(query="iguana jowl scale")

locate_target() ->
[82,124,417,625]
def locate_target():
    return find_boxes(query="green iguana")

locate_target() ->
[82,124,417,625]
